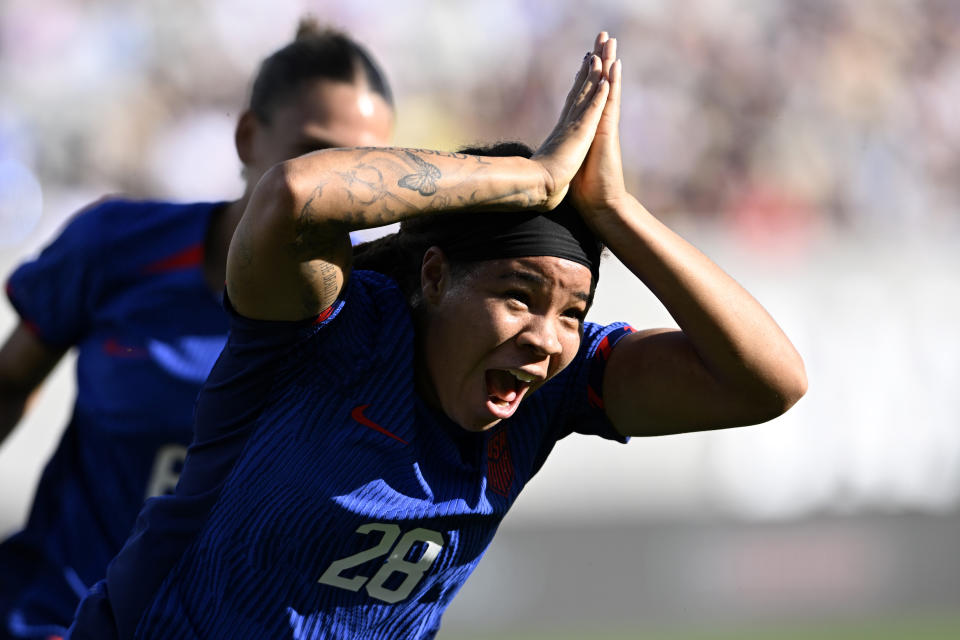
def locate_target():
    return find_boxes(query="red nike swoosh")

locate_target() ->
[103,338,147,358]
[350,405,408,445]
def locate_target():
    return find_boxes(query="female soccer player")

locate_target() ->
[0,22,393,640]
[69,33,805,640]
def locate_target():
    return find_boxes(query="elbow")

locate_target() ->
[260,157,342,229]
[775,372,808,417]
[781,350,809,410]
[786,364,809,409]
[754,359,808,422]
[239,160,311,239]
[254,161,300,214]
[236,162,298,235]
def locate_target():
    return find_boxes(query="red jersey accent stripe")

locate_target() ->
[144,244,204,274]
[103,338,146,358]
[596,335,612,360]
[587,384,604,409]
[21,318,42,338]
[314,305,335,324]
[350,405,409,445]
[596,326,637,360]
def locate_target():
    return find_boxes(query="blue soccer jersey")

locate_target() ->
[69,270,633,640]
[1,199,230,639]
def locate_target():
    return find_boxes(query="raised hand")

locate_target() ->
[570,33,626,219]
[532,33,612,210]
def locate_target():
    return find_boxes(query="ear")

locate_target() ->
[234,110,259,167]
[420,246,449,306]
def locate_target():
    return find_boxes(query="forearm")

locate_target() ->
[595,195,806,405]
[283,147,550,236]
[228,43,609,322]
[0,391,30,447]
[227,147,553,320]
[0,323,63,448]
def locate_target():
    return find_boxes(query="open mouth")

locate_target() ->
[484,368,537,420]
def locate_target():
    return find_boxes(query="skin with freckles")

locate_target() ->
[416,251,592,432]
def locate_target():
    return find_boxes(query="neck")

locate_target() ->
[412,313,440,410]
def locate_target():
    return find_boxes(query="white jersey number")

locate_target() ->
[318,523,444,604]
[145,444,187,498]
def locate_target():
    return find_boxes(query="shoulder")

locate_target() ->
[222,269,411,365]
[539,320,636,414]
[346,269,408,313]
[317,269,412,360]
[47,197,220,252]
[309,269,409,335]
[575,321,637,371]
[99,198,222,242]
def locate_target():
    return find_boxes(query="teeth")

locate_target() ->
[508,369,536,383]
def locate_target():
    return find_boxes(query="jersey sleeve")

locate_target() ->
[552,321,636,443]
[5,201,112,347]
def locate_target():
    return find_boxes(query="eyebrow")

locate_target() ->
[498,270,591,303]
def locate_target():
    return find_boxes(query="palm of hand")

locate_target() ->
[571,39,625,217]
[571,123,625,215]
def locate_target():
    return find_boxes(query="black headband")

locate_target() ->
[435,206,602,282]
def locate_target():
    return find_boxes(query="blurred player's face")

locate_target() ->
[418,252,592,432]
[242,78,394,187]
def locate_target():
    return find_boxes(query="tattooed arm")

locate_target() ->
[227,42,612,321]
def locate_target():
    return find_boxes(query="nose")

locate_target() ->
[516,314,563,358]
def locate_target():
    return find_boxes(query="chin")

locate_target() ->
[450,406,502,433]
[458,418,502,433]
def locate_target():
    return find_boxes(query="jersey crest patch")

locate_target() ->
[487,429,513,497]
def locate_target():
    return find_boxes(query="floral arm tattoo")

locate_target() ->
[273,147,542,313]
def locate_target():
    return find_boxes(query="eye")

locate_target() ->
[503,289,530,307]
[562,307,586,324]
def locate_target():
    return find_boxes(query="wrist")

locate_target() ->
[577,192,638,235]
[530,159,558,211]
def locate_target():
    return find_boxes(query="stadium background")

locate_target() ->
[1,0,958,638]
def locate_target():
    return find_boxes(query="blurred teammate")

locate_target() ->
[70,33,805,640]
[0,20,394,640]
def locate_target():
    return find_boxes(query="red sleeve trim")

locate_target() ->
[313,304,335,325]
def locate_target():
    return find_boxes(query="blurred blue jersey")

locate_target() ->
[69,270,633,640]
[1,199,229,639]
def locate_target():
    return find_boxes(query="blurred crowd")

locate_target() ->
[1,0,958,252]
[451,0,960,250]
